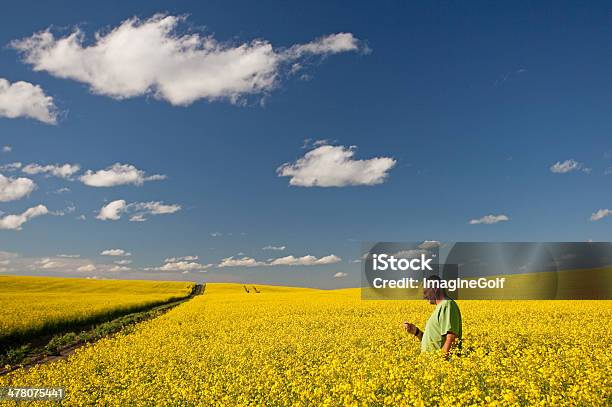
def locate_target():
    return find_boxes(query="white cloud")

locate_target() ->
[133,201,181,215]
[22,163,80,179]
[268,254,341,266]
[146,257,211,272]
[334,272,348,278]
[36,257,62,269]
[277,144,396,187]
[96,199,126,220]
[287,33,361,58]
[550,159,586,174]
[394,249,428,259]
[157,261,210,272]
[164,255,198,262]
[96,199,180,221]
[218,253,341,267]
[0,204,48,230]
[0,174,36,201]
[12,14,363,106]
[0,251,19,260]
[210,232,222,237]
[100,249,131,256]
[54,204,76,217]
[128,201,181,221]
[109,265,131,272]
[0,162,22,172]
[217,256,266,268]
[52,187,71,194]
[469,214,509,225]
[0,78,58,124]
[262,245,286,251]
[77,264,96,272]
[418,240,440,250]
[3,146,12,153]
[114,259,132,265]
[4,252,138,275]
[80,163,165,187]
[129,214,146,222]
[590,209,611,222]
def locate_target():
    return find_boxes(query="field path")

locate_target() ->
[1,283,205,375]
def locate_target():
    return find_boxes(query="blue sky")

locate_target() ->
[1,1,611,288]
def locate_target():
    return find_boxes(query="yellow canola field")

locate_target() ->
[0,275,194,342]
[2,283,611,406]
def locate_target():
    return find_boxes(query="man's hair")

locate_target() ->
[426,274,446,296]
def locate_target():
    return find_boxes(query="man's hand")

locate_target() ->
[401,322,423,340]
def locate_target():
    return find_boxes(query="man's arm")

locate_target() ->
[402,322,423,340]
[441,332,458,355]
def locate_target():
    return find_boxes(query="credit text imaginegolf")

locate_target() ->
[369,253,506,291]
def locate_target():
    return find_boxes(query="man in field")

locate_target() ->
[401,275,462,355]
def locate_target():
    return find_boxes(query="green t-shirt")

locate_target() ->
[421,298,462,352]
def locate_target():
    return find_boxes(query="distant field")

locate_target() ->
[0,275,195,344]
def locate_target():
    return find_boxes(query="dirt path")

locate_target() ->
[1,283,205,375]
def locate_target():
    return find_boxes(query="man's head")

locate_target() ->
[423,274,446,304]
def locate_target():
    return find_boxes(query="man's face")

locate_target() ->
[423,287,437,304]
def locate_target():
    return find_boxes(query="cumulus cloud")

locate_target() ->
[469,214,509,225]
[394,249,428,259]
[129,214,146,222]
[128,201,181,221]
[277,144,396,187]
[96,199,126,220]
[217,256,267,268]
[114,259,132,265]
[96,199,181,221]
[52,187,71,194]
[80,163,165,187]
[164,255,198,262]
[268,254,341,266]
[418,240,440,250]
[22,163,80,179]
[7,252,137,275]
[100,248,131,256]
[550,159,589,174]
[262,245,286,251]
[0,162,22,172]
[590,209,611,222]
[334,272,348,278]
[36,257,63,269]
[0,204,49,230]
[3,146,12,153]
[146,257,211,272]
[12,14,363,106]
[218,253,341,267]
[0,78,58,124]
[0,174,36,201]
[109,265,131,272]
[287,33,361,57]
